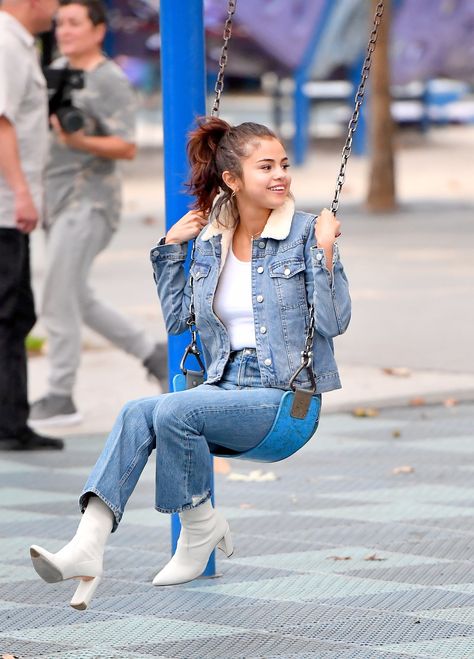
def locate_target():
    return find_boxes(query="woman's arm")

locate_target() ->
[304,212,351,338]
[151,211,208,334]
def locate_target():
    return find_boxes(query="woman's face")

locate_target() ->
[234,137,292,211]
[55,4,105,59]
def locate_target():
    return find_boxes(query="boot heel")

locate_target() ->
[217,528,234,557]
[70,576,101,611]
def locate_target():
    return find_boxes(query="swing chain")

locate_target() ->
[330,0,385,215]
[180,0,237,377]
[183,0,384,394]
[288,303,317,393]
[180,240,205,376]
[288,0,385,393]
[211,0,237,117]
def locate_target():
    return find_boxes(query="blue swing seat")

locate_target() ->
[172,373,321,463]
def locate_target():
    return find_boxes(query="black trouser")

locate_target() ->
[0,229,36,438]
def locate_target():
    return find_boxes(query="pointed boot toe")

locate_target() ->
[30,545,64,583]
[29,543,102,584]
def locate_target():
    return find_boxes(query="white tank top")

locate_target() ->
[213,246,256,350]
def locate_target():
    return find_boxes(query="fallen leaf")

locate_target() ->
[227,469,279,482]
[392,429,402,438]
[443,398,458,408]
[213,457,231,475]
[352,407,379,417]
[327,555,352,561]
[409,397,426,407]
[392,465,415,475]
[364,553,387,561]
[239,503,254,509]
[382,367,411,377]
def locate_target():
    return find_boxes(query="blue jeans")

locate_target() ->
[80,349,285,530]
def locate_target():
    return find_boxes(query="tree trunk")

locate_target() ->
[366,0,397,211]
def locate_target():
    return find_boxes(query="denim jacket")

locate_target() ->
[150,197,351,393]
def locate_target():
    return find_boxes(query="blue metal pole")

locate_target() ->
[160,0,216,578]
[293,0,338,165]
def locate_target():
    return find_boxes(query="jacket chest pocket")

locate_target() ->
[269,258,307,309]
[190,261,213,311]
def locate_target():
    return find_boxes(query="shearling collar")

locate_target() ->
[201,195,295,242]
[200,196,295,273]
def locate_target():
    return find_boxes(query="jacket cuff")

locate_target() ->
[150,240,188,263]
[310,242,340,269]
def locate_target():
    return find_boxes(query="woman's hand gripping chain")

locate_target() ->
[315,208,342,272]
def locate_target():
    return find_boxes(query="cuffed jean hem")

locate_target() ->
[154,490,211,515]
[79,488,122,533]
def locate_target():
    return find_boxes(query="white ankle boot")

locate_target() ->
[152,500,233,586]
[30,496,114,610]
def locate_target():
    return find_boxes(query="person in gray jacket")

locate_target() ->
[29,0,167,428]
[30,116,350,610]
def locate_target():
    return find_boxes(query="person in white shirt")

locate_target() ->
[0,0,63,451]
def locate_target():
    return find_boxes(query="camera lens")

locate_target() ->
[56,107,84,133]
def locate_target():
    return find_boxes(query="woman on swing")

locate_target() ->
[29,116,351,610]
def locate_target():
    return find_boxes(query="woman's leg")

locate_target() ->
[151,382,284,585]
[152,384,284,513]
[30,496,114,609]
[80,395,164,529]
[29,395,165,608]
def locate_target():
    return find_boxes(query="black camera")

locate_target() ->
[43,67,85,133]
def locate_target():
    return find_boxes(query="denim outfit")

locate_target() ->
[81,198,351,523]
[152,198,351,393]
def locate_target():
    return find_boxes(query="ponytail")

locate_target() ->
[186,117,231,215]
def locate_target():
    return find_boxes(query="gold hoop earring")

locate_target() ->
[230,190,236,199]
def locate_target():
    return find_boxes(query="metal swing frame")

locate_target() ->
[173,0,385,463]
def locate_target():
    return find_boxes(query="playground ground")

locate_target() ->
[0,100,473,657]
[0,402,473,658]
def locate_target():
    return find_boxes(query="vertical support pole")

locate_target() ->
[160,0,217,577]
[292,0,338,165]
[293,76,310,166]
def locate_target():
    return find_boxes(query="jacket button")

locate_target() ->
[264,358,272,366]
[256,294,264,303]
[257,266,264,274]
[316,253,323,261]
[284,267,291,276]
[260,326,267,334]
[258,241,265,248]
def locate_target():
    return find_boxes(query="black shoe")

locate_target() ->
[143,342,169,392]
[0,428,64,451]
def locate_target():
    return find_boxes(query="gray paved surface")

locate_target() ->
[1,402,473,658]
[3,95,473,657]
